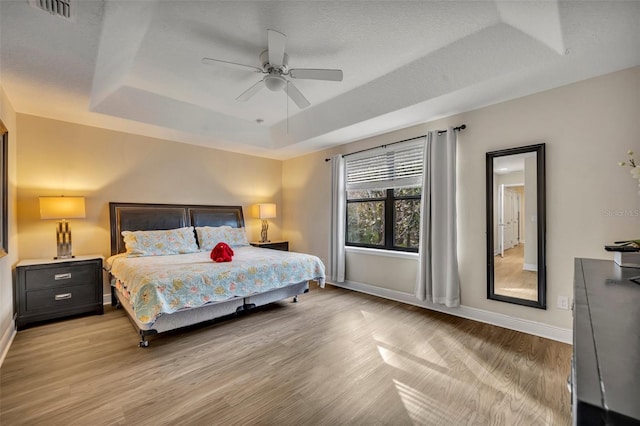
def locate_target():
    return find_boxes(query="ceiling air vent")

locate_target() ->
[28,0,75,21]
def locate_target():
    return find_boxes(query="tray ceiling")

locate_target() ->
[1,0,639,159]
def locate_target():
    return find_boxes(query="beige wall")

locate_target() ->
[16,115,283,295]
[0,86,19,355]
[346,251,417,293]
[283,66,640,330]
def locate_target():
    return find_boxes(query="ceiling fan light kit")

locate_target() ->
[264,74,287,92]
[202,29,343,109]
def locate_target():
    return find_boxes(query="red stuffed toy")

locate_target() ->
[210,242,234,263]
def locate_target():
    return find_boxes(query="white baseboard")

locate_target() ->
[328,280,572,344]
[0,320,16,368]
[103,293,112,305]
[523,263,538,272]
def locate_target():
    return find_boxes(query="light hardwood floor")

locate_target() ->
[0,284,572,425]
[494,244,538,301]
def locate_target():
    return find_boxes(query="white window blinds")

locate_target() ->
[345,139,425,190]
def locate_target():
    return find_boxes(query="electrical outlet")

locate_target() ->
[557,295,570,310]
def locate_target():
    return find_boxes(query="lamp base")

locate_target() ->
[55,220,74,260]
[260,219,270,243]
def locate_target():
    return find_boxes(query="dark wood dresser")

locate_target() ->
[572,258,640,425]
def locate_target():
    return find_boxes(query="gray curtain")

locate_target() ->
[329,154,346,283]
[415,128,460,306]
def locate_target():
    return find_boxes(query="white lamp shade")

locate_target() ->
[39,196,86,220]
[253,203,276,219]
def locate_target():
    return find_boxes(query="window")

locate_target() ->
[345,140,424,252]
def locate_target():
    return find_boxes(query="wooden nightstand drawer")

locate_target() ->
[26,284,97,312]
[24,264,96,291]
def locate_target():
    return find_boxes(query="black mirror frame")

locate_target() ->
[0,120,7,258]
[486,143,546,309]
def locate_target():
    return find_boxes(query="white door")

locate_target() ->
[501,187,520,253]
[513,192,521,244]
[504,188,514,250]
[499,184,505,257]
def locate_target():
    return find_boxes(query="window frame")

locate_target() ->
[346,187,421,253]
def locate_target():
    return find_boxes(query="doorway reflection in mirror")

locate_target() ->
[493,152,537,300]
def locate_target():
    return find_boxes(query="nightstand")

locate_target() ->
[250,241,289,251]
[14,255,104,330]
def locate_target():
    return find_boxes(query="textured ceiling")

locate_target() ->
[1,1,639,159]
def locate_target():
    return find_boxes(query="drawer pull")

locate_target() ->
[55,293,72,301]
[54,273,72,280]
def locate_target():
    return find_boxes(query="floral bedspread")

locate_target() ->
[107,247,325,326]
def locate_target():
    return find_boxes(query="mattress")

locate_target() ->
[107,246,325,327]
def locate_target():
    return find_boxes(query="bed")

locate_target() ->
[107,202,325,347]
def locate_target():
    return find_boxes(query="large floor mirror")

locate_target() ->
[486,143,546,309]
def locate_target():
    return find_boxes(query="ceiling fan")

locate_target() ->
[202,29,343,109]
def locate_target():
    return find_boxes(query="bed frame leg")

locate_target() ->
[294,287,308,302]
[139,335,150,348]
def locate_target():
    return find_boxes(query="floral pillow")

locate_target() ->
[122,227,199,257]
[195,226,228,250]
[225,227,250,247]
[195,226,250,250]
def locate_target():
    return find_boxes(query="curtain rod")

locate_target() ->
[324,124,466,162]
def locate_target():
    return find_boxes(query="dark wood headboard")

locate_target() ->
[109,202,245,255]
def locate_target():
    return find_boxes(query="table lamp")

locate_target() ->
[39,196,86,259]
[253,203,276,243]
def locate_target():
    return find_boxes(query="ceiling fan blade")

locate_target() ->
[236,80,265,102]
[202,57,263,73]
[286,81,310,109]
[267,29,286,67]
[289,68,343,82]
